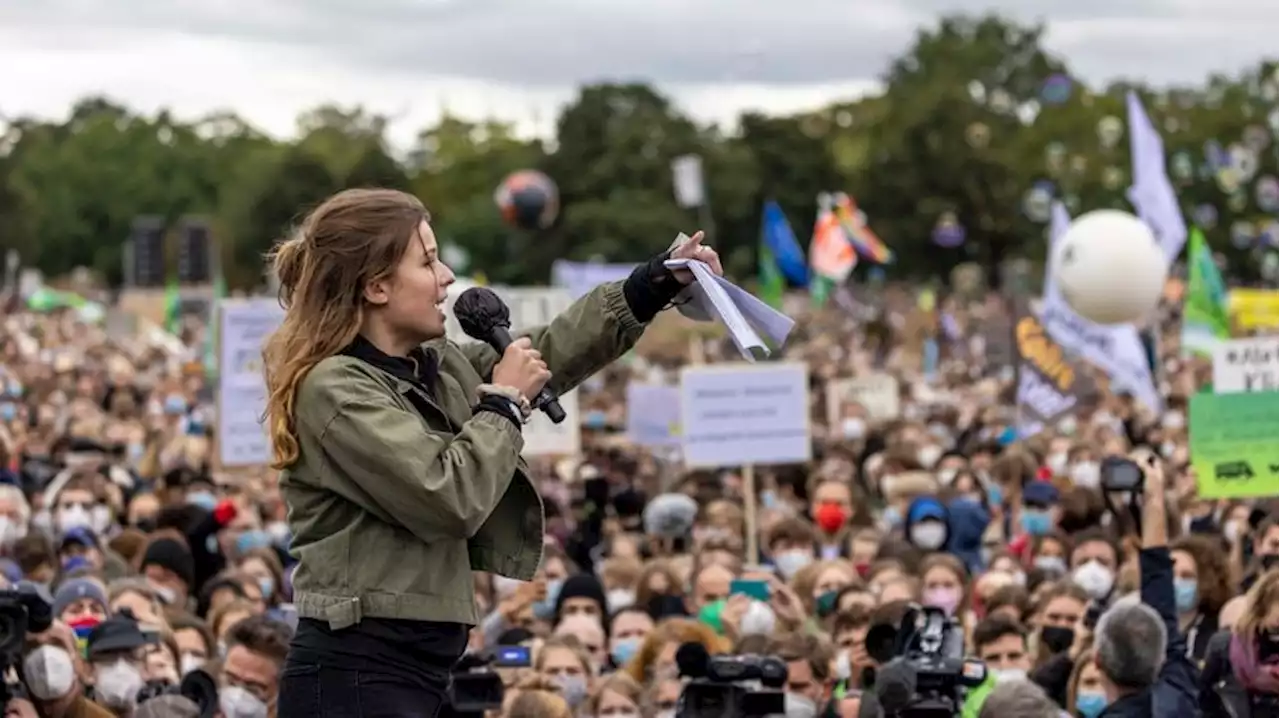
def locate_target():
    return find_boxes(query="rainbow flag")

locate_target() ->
[809,194,856,307]
[833,192,893,264]
[69,616,100,658]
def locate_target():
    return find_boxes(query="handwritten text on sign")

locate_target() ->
[1212,337,1279,393]
[680,363,811,468]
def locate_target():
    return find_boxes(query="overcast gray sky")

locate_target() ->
[0,0,1274,146]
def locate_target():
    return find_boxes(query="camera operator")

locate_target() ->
[1089,450,1197,718]
[19,619,112,718]
[762,633,835,718]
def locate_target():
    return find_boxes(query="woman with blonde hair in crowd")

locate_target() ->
[623,617,729,685]
[535,634,595,713]
[503,674,574,718]
[262,187,719,716]
[1199,568,1279,717]
[585,672,644,718]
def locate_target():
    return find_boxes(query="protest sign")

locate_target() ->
[826,374,900,425]
[625,383,682,447]
[680,362,810,468]
[1189,390,1280,499]
[217,298,284,467]
[1212,337,1279,393]
[522,390,581,457]
[1013,312,1101,428]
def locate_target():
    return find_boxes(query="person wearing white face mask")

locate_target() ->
[49,477,115,537]
[85,610,158,714]
[22,621,113,718]
[839,416,866,441]
[1069,459,1102,489]
[904,498,951,553]
[1069,533,1120,602]
[763,632,835,718]
[217,616,289,718]
[0,484,30,548]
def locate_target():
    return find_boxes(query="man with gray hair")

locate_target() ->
[1088,451,1198,718]
[977,678,1061,718]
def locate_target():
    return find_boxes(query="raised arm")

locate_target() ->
[1135,450,1199,712]
[459,232,720,393]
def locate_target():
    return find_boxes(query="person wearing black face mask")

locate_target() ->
[1027,583,1092,707]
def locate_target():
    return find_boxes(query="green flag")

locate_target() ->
[758,242,784,309]
[204,274,227,377]
[164,277,181,336]
[1182,227,1230,356]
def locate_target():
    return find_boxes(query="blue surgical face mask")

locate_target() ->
[1020,508,1053,536]
[1174,578,1199,613]
[186,491,217,512]
[1075,690,1107,718]
[164,394,187,415]
[127,442,146,462]
[6,381,22,398]
[236,530,272,555]
[881,506,902,529]
[583,411,607,430]
[0,403,14,422]
[533,579,563,621]
[611,636,641,667]
[986,483,1004,507]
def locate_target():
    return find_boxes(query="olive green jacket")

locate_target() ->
[282,280,646,628]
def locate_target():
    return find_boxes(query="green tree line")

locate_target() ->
[0,14,1275,289]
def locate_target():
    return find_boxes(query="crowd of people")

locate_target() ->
[0,268,1275,718]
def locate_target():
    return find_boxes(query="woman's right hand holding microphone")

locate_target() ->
[491,337,551,403]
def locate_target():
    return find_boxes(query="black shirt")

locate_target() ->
[287,336,469,686]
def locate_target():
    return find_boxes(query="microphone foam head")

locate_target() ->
[643,493,698,539]
[454,287,511,340]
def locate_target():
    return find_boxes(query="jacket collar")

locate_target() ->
[341,335,439,391]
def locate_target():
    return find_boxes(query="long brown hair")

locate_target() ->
[262,188,429,468]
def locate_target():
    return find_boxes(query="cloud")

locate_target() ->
[1,0,1272,89]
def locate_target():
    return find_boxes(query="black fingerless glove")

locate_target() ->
[474,395,523,430]
[623,250,684,323]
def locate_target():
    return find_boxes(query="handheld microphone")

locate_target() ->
[453,287,567,424]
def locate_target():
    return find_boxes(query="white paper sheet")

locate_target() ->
[664,257,796,361]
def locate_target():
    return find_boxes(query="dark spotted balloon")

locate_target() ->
[494,170,560,230]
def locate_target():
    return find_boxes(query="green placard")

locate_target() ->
[1189,390,1280,499]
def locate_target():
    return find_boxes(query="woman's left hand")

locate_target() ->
[668,231,723,285]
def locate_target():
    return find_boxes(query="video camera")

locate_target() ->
[448,645,532,715]
[134,668,219,718]
[674,643,787,718]
[864,605,986,718]
[0,581,54,706]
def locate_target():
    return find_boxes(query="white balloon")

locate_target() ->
[1052,210,1168,325]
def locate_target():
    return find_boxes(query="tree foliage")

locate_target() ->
[1,13,1275,288]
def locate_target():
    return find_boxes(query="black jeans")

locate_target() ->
[277,660,451,718]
